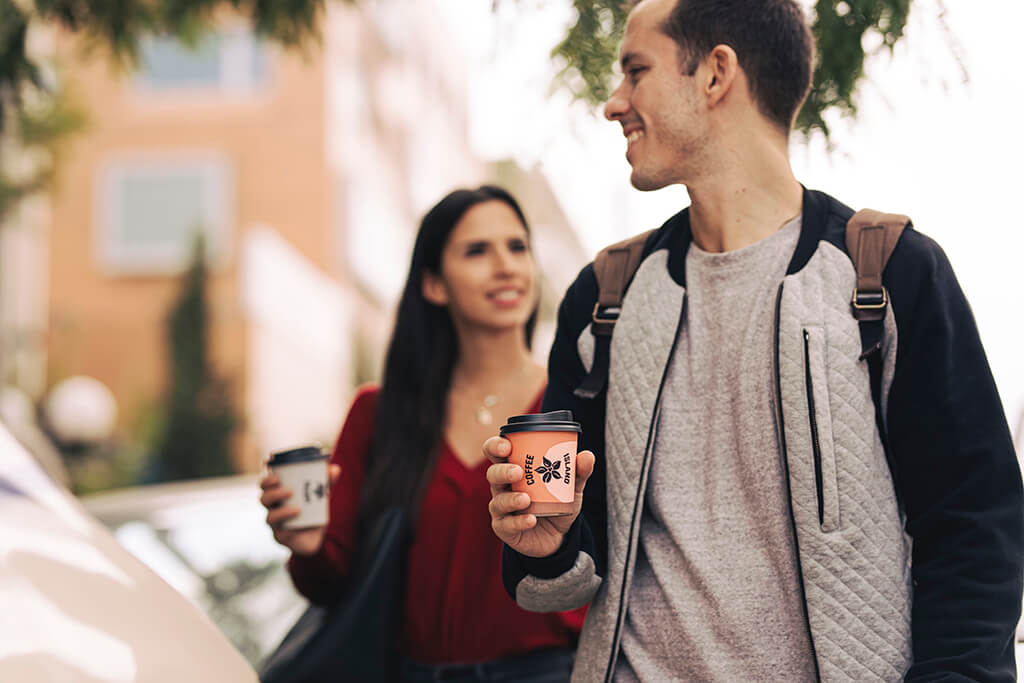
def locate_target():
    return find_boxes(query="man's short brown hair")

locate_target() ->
[658,0,814,130]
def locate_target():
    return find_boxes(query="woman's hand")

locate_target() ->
[484,436,595,558]
[259,464,341,556]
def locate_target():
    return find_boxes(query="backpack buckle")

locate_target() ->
[851,287,887,310]
[592,303,621,324]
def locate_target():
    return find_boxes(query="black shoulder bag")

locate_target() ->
[259,506,408,683]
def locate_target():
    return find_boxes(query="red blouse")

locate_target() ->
[288,384,586,664]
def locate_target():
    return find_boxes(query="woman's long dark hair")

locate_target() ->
[358,185,537,533]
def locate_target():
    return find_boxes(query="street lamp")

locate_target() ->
[43,375,118,447]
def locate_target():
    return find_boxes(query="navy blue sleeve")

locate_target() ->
[885,229,1023,681]
[502,263,609,598]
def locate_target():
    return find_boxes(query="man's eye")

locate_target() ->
[465,244,486,256]
[628,67,646,81]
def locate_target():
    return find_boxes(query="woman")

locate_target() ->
[260,186,585,681]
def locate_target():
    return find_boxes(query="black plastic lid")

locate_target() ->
[268,445,327,466]
[499,410,581,435]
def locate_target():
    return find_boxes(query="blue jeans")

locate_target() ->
[399,647,574,683]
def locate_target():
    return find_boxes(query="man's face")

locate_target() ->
[604,0,708,191]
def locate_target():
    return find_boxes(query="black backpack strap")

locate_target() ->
[574,230,654,400]
[846,209,910,498]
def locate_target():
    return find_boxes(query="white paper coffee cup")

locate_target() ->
[268,445,329,529]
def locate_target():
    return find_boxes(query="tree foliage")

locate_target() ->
[0,0,326,221]
[149,236,239,482]
[551,0,917,138]
[0,0,932,220]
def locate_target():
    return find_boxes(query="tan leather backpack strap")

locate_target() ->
[591,229,655,335]
[846,209,910,322]
[574,229,654,400]
[846,209,911,506]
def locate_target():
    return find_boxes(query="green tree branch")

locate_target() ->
[550,0,928,139]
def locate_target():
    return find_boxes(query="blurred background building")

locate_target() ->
[1,0,586,489]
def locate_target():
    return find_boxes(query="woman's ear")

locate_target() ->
[421,270,448,306]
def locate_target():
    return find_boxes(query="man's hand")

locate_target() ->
[485,435,595,558]
[259,464,341,556]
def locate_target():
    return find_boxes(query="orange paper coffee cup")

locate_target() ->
[499,411,581,517]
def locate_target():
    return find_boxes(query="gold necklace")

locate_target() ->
[455,361,532,426]
[476,394,499,426]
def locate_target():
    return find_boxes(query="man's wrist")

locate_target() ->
[515,517,583,579]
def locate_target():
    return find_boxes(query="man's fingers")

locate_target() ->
[328,464,341,485]
[483,435,511,464]
[574,450,595,497]
[489,491,531,518]
[486,463,523,487]
[492,511,537,538]
[259,472,280,490]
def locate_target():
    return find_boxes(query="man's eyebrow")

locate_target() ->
[620,52,639,70]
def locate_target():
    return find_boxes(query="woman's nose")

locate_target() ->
[493,247,525,276]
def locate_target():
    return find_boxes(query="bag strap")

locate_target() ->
[573,210,911,404]
[845,209,910,365]
[574,230,654,399]
[846,209,910,325]
[846,209,910,507]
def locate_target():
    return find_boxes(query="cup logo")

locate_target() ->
[304,481,326,503]
[534,456,561,483]
[518,440,575,502]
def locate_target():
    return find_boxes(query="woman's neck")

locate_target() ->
[451,326,537,389]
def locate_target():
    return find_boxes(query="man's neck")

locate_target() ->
[686,130,803,253]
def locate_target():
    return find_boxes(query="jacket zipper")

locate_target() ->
[773,283,821,682]
[603,294,687,683]
[803,329,825,527]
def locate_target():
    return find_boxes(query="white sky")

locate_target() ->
[437,0,1024,435]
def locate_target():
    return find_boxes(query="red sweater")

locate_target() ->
[288,385,585,664]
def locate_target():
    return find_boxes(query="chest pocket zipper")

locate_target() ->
[802,327,840,532]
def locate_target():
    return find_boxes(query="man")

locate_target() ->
[485,0,1024,680]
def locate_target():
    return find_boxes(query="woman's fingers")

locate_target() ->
[260,485,292,510]
[265,505,301,528]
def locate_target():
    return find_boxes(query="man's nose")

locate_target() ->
[604,80,629,121]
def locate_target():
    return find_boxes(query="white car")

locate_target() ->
[0,422,258,682]
[80,472,307,668]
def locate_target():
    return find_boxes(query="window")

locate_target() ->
[137,30,268,92]
[97,155,234,275]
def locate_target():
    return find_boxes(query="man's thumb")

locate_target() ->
[574,450,595,496]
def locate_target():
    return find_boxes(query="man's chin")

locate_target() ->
[630,170,671,192]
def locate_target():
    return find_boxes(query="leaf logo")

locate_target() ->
[534,456,561,483]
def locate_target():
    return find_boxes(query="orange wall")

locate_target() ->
[48,34,330,470]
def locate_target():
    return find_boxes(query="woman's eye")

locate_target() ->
[508,239,528,253]
[465,244,486,256]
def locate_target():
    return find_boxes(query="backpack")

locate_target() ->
[573,209,911,447]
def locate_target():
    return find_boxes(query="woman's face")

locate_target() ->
[422,200,537,333]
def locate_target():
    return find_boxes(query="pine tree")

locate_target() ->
[149,235,238,482]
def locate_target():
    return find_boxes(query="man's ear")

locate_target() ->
[704,44,739,107]
[421,270,448,306]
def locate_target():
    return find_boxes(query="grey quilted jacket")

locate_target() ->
[502,189,1023,682]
